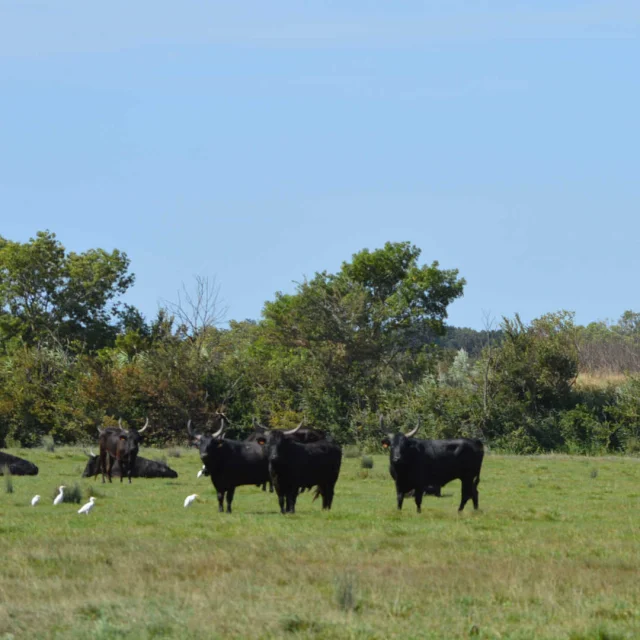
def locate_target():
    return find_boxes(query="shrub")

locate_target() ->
[4,466,13,493]
[360,456,373,469]
[343,445,360,459]
[335,573,358,612]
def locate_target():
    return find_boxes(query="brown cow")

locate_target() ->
[96,418,150,484]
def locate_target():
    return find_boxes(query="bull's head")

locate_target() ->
[380,417,420,464]
[120,417,149,453]
[255,421,303,462]
[189,418,227,467]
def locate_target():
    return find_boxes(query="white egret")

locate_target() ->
[31,495,41,506]
[53,486,65,505]
[77,496,96,515]
[184,493,198,508]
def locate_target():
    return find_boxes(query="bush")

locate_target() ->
[343,445,360,459]
[53,483,83,504]
[559,405,612,454]
[360,456,373,469]
[4,466,13,493]
[335,573,358,612]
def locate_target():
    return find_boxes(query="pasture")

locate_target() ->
[1,449,639,639]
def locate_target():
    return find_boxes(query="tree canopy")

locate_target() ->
[0,230,133,350]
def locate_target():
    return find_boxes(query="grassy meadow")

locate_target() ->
[1,448,639,639]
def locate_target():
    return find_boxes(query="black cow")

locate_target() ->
[82,451,177,479]
[246,418,327,492]
[381,420,484,513]
[257,423,342,514]
[0,451,39,476]
[187,419,270,513]
[96,418,150,484]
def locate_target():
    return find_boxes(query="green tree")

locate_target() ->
[261,242,465,438]
[0,230,134,350]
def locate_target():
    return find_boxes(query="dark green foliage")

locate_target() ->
[57,483,82,504]
[0,230,134,351]
[361,456,374,469]
[2,230,640,454]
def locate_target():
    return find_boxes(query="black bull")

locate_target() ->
[82,453,177,479]
[382,425,484,513]
[188,419,332,512]
[189,419,270,513]
[257,426,342,515]
[246,419,327,492]
[0,451,39,476]
[97,418,150,483]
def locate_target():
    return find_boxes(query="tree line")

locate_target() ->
[1,231,639,454]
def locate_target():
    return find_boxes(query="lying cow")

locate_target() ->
[0,451,39,476]
[82,450,177,479]
[381,419,484,513]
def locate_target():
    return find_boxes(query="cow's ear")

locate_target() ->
[120,435,127,441]
[256,437,266,446]
[381,437,390,449]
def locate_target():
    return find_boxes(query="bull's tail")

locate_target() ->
[312,486,322,502]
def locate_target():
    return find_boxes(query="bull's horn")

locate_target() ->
[187,419,194,437]
[211,422,226,438]
[118,418,123,427]
[138,417,149,434]
[253,417,267,431]
[283,421,304,435]
[405,418,420,438]
[90,448,96,457]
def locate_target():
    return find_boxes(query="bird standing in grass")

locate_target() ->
[53,486,65,505]
[184,493,198,508]
[78,496,96,515]
[31,495,40,506]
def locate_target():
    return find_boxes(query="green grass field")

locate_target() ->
[1,448,639,639]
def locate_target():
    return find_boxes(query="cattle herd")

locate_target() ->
[3,415,486,515]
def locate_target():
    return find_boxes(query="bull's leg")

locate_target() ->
[278,492,286,515]
[472,475,480,510]
[106,456,113,483]
[97,450,106,484]
[287,491,297,514]
[269,481,274,494]
[217,490,225,513]
[396,487,405,511]
[458,479,473,512]
[323,485,335,510]
[226,488,235,513]
[414,488,424,514]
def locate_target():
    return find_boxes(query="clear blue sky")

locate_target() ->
[1,2,638,329]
